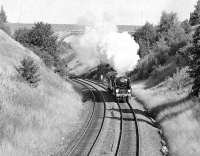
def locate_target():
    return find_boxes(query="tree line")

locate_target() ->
[131,0,200,96]
[1,2,200,96]
[13,22,69,85]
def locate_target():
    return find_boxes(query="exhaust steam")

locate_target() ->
[69,13,139,76]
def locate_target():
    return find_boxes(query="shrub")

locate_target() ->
[130,52,161,81]
[28,22,58,55]
[167,67,191,90]
[147,63,177,87]
[16,57,40,87]
[14,22,60,69]
[54,58,68,78]
[176,43,193,66]
[154,38,170,64]
[14,28,30,45]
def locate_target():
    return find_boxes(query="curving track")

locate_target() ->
[65,79,96,156]
[84,79,140,156]
[69,79,140,156]
[67,79,106,156]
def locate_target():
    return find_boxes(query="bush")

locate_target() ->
[54,59,68,78]
[147,63,177,87]
[16,57,40,87]
[28,22,58,55]
[14,22,60,69]
[130,53,158,80]
[14,28,30,45]
[167,67,191,90]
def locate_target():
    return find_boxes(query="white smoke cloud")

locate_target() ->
[69,12,139,76]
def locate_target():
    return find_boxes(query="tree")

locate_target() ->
[158,12,178,34]
[188,26,200,96]
[16,57,40,87]
[0,5,7,23]
[157,12,190,56]
[189,0,200,26]
[181,19,192,34]
[28,22,58,55]
[0,5,10,35]
[14,22,59,67]
[134,22,158,58]
[166,24,190,56]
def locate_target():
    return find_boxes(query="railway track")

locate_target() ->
[126,99,140,156]
[69,78,140,156]
[83,79,140,156]
[115,99,123,156]
[68,79,106,156]
[65,79,96,156]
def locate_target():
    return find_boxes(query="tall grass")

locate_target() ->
[132,81,200,156]
[0,30,83,156]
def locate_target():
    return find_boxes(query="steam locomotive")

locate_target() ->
[107,72,132,101]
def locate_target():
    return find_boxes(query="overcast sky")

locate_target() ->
[0,0,198,25]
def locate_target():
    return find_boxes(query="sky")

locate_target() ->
[0,0,198,25]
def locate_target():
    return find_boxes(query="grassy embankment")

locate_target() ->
[132,68,200,156]
[0,30,83,156]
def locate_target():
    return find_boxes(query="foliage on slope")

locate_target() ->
[131,12,192,84]
[0,30,82,156]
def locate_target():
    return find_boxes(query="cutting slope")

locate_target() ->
[0,30,82,156]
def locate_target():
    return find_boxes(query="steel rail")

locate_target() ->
[73,79,106,156]
[85,79,140,156]
[114,99,123,156]
[126,99,140,156]
[65,79,96,156]
[81,79,123,156]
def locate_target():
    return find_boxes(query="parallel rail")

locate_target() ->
[66,79,96,156]
[80,79,123,156]
[70,79,106,156]
[115,99,123,156]
[126,99,140,156]
[84,79,140,156]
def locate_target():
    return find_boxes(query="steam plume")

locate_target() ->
[70,12,139,76]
